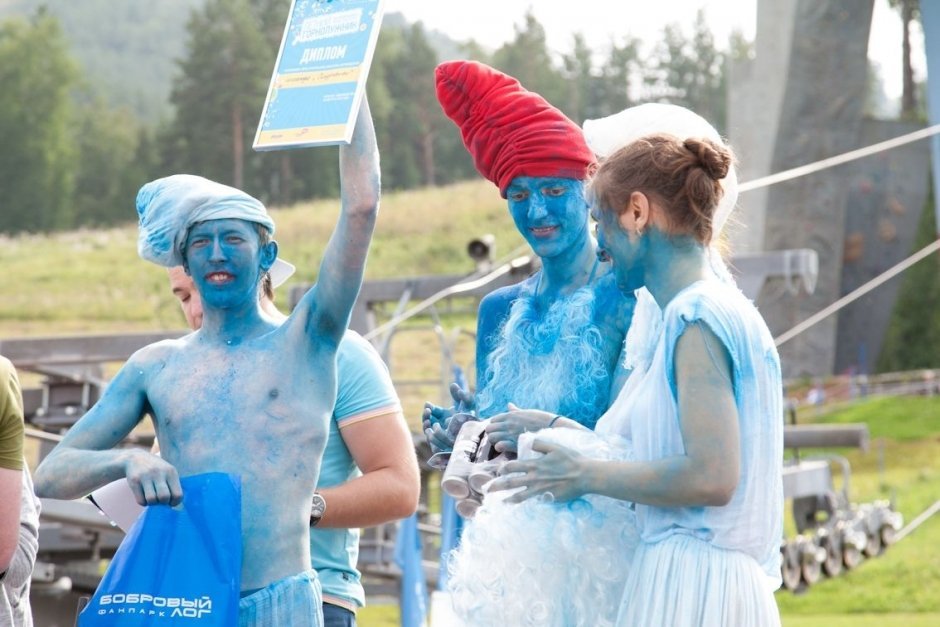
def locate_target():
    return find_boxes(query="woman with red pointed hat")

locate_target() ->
[423,60,635,454]
[424,60,638,626]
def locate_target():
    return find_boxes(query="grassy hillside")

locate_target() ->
[0,179,520,335]
[6,177,938,624]
[0,0,203,123]
[0,179,522,419]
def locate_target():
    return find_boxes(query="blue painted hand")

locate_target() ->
[422,383,477,456]
[124,449,183,507]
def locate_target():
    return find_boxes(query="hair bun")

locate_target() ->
[682,138,731,182]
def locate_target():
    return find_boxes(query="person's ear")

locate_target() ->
[617,191,651,237]
[260,240,279,273]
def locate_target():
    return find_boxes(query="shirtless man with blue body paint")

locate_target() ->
[34,98,380,627]
[166,264,420,627]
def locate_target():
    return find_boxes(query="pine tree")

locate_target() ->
[877,193,940,371]
[0,9,77,233]
[164,0,271,194]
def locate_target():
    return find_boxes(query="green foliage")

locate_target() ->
[369,22,476,191]
[593,38,643,120]
[0,10,77,233]
[71,91,153,227]
[0,3,740,234]
[643,9,728,132]
[877,195,940,371]
[380,23,474,189]
[164,0,272,192]
[491,11,566,108]
[381,24,438,189]
[0,0,205,124]
[0,9,162,232]
[558,34,642,124]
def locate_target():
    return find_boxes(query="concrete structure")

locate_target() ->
[726,0,934,378]
[835,119,929,374]
[727,0,799,256]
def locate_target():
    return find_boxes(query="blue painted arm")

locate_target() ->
[474,286,520,397]
[293,96,380,346]
[33,350,182,506]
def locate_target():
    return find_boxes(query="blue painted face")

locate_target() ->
[506,176,589,259]
[184,218,275,310]
[591,205,645,295]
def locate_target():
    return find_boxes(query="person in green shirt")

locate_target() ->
[0,355,40,627]
[0,356,25,575]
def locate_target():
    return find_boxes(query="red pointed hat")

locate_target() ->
[435,60,594,198]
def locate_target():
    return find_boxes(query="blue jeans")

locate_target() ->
[322,602,356,627]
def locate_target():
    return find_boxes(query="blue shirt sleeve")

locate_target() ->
[333,331,401,426]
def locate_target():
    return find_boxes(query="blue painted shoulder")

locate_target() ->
[475,278,535,387]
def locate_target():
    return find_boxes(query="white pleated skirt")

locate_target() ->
[616,534,781,627]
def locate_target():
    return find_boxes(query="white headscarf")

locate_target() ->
[582,103,739,371]
[136,174,275,268]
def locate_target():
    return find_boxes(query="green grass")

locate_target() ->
[0,179,522,337]
[784,614,940,627]
[813,395,940,442]
[358,603,399,626]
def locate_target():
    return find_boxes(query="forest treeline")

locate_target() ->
[0,0,739,234]
[0,0,934,372]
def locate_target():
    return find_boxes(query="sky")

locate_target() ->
[387,0,926,102]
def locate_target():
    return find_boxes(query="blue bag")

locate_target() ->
[79,472,242,626]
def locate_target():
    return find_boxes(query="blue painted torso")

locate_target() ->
[142,323,335,590]
[475,267,634,426]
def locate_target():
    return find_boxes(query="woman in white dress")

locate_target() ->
[490,131,784,626]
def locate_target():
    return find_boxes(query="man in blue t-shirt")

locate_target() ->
[168,263,420,626]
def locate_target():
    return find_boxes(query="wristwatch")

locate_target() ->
[310,493,327,527]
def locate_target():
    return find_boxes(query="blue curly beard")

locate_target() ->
[476,283,611,429]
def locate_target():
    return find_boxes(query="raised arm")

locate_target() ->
[34,351,182,506]
[293,96,380,345]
